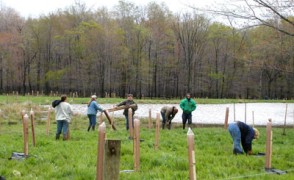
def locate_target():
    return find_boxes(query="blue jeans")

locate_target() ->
[124,114,134,130]
[56,120,68,137]
[228,123,243,154]
[161,112,171,129]
[88,114,97,127]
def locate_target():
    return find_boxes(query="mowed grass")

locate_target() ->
[0,114,294,180]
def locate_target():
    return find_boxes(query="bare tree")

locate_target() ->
[190,0,294,36]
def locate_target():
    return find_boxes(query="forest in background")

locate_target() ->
[0,0,293,99]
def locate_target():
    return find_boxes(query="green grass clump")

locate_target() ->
[0,115,294,179]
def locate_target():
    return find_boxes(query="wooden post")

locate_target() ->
[104,110,117,130]
[103,140,121,180]
[30,110,36,146]
[245,103,247,123]
[46,107,51,136]
[133,118,140,171]
[282,104,288,135]
[23,114,29,156]
[265,119,272,170]
[96,122,106,180]
[128,108,134,139]
[187,128,196,180]
[224,107,229,129]
[154,113,160,150]
[252,111,255,128]
[148,109,152,129]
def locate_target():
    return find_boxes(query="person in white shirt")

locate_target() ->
[54,95,73,140]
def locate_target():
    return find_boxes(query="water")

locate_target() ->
[70,103,294,126]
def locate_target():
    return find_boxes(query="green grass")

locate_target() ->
[0,115,294,179]
[0,95,293,105]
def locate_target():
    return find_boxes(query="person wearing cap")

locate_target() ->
[160,106,178,129]
[116,94,138,130]
[228,121,259,155]
[87,95,105,131]
[179,93,197,129]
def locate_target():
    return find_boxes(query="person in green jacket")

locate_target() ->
[179,93,197,129]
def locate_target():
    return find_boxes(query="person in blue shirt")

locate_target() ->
[228,121,259,155]
[87,95,105,131]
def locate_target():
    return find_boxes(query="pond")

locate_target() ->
[70,103,294,126]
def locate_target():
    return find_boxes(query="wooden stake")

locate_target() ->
[96,122,106,180]
[282,104,288,135]
[224,107,229,129]
[154,113,160,150]
[187,128,196,180]
[46,108,51,136]
[103,110,117,130]
[107,104,137,112]
[104,140,121,180]
[30,110,36,146]
[265,119,272,170]
[133,118,140,171]
[148,109,152,129]
[128,108,134,139]
[23,114,29,156]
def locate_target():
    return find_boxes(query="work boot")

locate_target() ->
[183,124,185,129]
[55,134,60,140]
[92,125,95,131]
[63,135,68,141]
[87,126,91,132]
[162,123,165,129]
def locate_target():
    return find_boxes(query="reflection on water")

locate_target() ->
[71,103,294,126]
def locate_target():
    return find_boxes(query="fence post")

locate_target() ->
[23,114,29,156]
[148,109,152,129]
[187,128,196,180]
[128,108,134,139]
[134,118,140,171]
[97,122,106,180]
[154,113,160,150]
[30,110,36,146]
[265,119,272,170]
[224,107,229,129]
[104,140,121,180]
[252,111,255,128]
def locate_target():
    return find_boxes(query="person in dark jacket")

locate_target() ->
[87,95,104,131]
[116,94,138,130]
[228,121,259,155]
[179,93,197,129]
[160,106,178,129]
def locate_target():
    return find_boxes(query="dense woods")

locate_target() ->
[0,1,293,99]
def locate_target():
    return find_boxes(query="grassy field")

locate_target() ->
[0,113,294,179]
[0,96,293,179]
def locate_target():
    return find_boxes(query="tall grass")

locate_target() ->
[0,112,294,179]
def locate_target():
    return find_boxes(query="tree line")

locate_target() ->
[0,1,293,99]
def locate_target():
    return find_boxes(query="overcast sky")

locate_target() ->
[0,0,219,18]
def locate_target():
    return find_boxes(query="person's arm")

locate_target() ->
[191,100,197,111]
[117,100,126,107]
